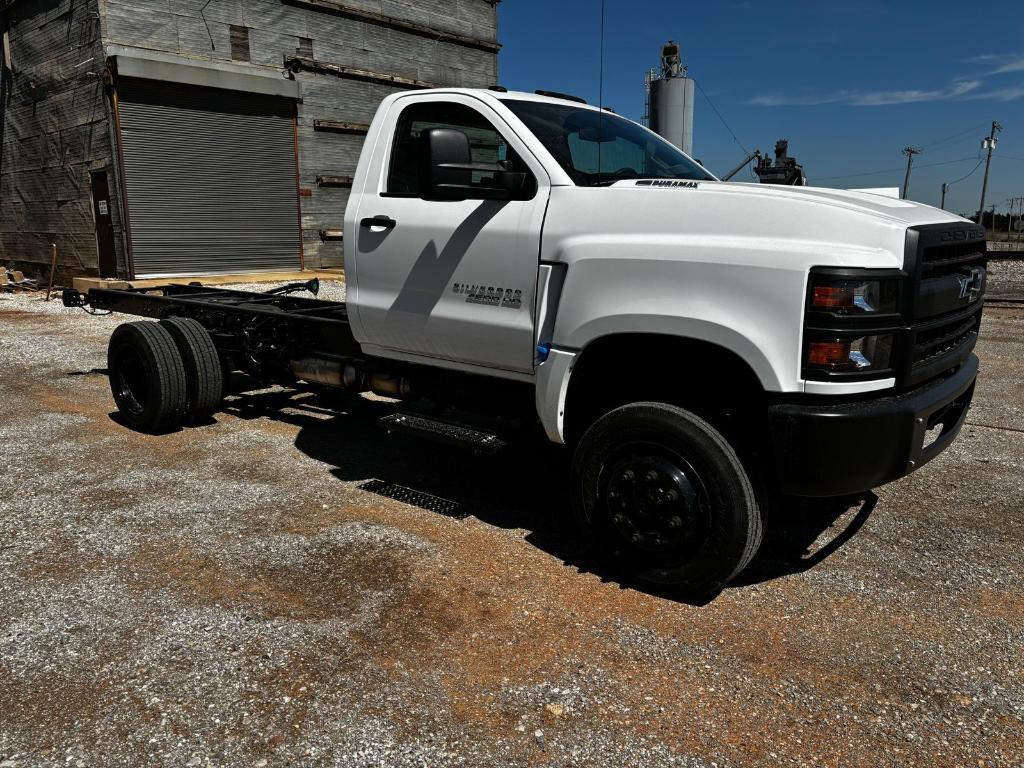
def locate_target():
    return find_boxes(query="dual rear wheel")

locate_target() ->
[107,318,223,433]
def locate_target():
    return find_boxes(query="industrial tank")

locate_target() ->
[648,41,695,156]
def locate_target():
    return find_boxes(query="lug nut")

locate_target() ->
[665,489,678,502]
[645,470,659,482]
[621,469,635,481]
[631,533,642,544]
[668,516,682,529]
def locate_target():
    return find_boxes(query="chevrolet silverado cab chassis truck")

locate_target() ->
[64,89,986,594]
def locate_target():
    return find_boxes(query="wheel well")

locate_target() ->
[563,334,768,445]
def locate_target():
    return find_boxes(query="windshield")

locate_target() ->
[501,99,715,187]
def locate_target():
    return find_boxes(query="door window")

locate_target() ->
[386,101,535,198]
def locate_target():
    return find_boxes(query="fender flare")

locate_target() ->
[535,325,780,444]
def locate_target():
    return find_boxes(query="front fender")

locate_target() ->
[534,318,779,445]
[550,255,803,394]
[561,315,783,392]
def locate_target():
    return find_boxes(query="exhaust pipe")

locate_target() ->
[290,357,366,390]
[368,372,412,399]
[289,357,409,398]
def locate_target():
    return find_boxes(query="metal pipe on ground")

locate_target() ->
[45,242,57,301]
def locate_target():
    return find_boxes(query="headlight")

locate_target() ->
[808,277,899,315]
[805,334,894,373]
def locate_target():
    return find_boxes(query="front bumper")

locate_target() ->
[768,354,978,497]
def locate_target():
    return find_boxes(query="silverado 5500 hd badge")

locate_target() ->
[452,283,523,309]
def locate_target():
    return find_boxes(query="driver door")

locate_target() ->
[349,95,549,376]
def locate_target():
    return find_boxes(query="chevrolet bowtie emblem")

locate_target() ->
[957,266,985,302]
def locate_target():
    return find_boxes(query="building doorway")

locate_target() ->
[90,170,118,278]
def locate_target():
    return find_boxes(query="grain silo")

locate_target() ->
[647,41,695,157]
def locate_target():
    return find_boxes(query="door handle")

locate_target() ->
[360,215,396,230]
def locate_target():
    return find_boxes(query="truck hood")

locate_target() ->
[611,179,967,228]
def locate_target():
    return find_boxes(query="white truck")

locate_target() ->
[65,88,986,594]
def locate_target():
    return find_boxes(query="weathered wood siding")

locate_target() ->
[0,0,120,280]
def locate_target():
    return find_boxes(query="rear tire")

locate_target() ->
[571,401,763,595]
[159,316,223,421]
[107,322,188,433]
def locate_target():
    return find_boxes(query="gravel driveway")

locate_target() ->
[1,282,1022,767]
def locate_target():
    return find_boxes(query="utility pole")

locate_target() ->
[902,146,922,200]
[1018,198,1023,246]
[940,182,950,210]
[977,120,1002,224]
[989,204,997,236]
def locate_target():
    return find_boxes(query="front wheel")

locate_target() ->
[571,402,762,595]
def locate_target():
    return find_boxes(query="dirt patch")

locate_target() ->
[123,533,416,622]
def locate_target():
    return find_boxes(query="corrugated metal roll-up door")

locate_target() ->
[117,78,301,278]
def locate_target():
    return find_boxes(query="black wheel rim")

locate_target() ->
[112,343,148,416]
[602,442,711,556]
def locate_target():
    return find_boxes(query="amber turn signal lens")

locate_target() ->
[807,340,851,367]
[812,285,854,309]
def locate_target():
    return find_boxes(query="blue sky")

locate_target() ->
[497,0,1024,217]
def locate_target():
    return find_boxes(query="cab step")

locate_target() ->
[378,412,507,454]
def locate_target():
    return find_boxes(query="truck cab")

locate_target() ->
[344,88,984,589]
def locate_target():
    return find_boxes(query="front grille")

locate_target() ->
[900,223,987,387]
[920,240,986,278]
[912,310,981,366]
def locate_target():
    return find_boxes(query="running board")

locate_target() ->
[378,412,507,454]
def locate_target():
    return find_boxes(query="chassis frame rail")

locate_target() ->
[63,284,362,361]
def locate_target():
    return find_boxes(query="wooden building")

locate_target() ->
[0,0,499,280]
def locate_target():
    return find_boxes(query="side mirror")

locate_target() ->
[420,128,472,201]
[419,127,529,201]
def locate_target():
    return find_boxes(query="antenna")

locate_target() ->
[597,0,606,179]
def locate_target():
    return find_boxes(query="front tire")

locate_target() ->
[571,402,762,594]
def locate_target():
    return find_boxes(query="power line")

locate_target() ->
[946,158,985,186]
[921,122,989,152]
[812,156,977,182]
[692,77,749,155]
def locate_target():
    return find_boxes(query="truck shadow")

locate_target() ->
[221,387,877,603]
[730,492,877,588]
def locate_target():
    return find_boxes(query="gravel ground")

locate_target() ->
[986,258,1024,299]
[217,281,348,303]
[0,282,1022,767]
